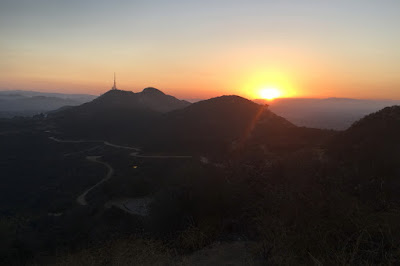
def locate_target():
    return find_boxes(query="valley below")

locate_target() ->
[1,90,400,265]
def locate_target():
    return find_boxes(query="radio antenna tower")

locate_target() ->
[111,72,117,90]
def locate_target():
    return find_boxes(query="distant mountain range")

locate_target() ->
[0,90,97,118]
[0,90,96,100]
[255,97,400,130]
[3,89,399,131]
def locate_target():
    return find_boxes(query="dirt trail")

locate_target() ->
[49,136,192,209]
[49,137,140,151]
[77,156,114,205]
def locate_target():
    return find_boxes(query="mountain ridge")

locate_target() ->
[87,88,190,113]
[49,89,334,156]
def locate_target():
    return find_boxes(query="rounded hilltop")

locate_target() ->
[142,87,165,95]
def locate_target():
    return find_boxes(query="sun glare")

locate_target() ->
[260,88,281,100]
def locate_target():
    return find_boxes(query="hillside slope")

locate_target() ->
[147,95,331,155]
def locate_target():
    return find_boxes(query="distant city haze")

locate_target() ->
[1,0,400,100]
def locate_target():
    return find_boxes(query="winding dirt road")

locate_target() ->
[49,136,191,158]
[49,136,141,151]
[77,156,114,205]
[49,136,192,208]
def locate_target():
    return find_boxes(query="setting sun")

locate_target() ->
[260,88,281,100]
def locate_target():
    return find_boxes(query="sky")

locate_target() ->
[1,0,400,99]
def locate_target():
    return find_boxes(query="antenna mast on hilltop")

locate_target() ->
[112,72,117,90]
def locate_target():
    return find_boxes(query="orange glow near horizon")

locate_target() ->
[1,2,400,101]
[259,88,281,100]
[1,64,399,100]
[239,69,299,100]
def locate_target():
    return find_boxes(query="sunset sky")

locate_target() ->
[1,0,400,100]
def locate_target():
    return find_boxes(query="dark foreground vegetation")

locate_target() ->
[1,93,399,265]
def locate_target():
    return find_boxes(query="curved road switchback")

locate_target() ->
[77,156,114,205]
[49,136,190,158]
[49,136,194,210]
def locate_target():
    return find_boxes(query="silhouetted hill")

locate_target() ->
[50,91,331,155]
[147,95,331,155]
[327,106,400,206]
[50,88,190,142]
[256,98,400,130]
[68,88,190,113]
[140,87,191,112]
[329,105,400,160]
